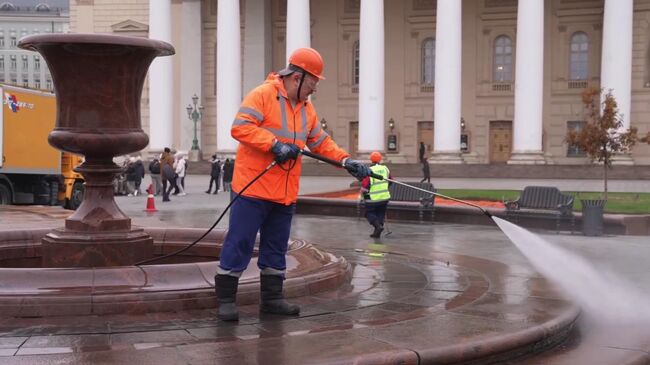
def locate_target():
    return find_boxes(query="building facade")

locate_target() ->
[68,0,650,165]
[0,0,69,91]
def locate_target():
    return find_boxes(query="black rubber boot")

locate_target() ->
[215,274,239,321]
[370,221,383,238]
[260,275,300,315]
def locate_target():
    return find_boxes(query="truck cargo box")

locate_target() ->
[0,84,84,208]
[1,85,60,173]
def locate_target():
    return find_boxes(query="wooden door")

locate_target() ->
[349,121,358,158]
[489,120,512,163]
[417,121,433,159]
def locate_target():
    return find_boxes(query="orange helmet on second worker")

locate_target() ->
[370,151,382,163]
[284,47,326,80]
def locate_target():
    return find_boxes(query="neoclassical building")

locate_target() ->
[0,0,69,91]
[68,0,650,165]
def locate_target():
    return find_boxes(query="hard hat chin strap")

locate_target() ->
[296,71,307,102]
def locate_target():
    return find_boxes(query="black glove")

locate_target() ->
[271,141,300,163]
[343,158,371,179]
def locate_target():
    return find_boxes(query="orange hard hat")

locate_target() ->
[370,151,382,163]
[281,47,326,80]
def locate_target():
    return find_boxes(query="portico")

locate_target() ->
[111,0,645,164]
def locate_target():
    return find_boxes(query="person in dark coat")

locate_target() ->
[420,157,431,183]
[206,154,221,194]
[419,142,426,163]
[149,157,162,195]
[222,158,234,192]
[133,157,145,195]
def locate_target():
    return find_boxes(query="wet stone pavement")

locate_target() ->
[0,233,576,364]
[0,176,649,364]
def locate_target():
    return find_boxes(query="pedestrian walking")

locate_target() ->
[133,156,145,195]
[206,155,221,194]
[160,147,176,202]
[214,47,371,322]
[181,153,188,190]
[113,155,129,196]
[148,157,162,195]
[125,157,137,196]
[173,152,187,196]
[222,158,234,192]
[420,157,431,183]
[419,141,426,163]
[218,160,224,192]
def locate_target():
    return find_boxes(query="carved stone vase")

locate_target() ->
[18,34,175,267]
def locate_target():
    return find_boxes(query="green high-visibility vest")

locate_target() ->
[367,164,390,202]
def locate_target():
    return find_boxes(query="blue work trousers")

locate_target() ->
[365,201,388,226]
[219,194,295,273]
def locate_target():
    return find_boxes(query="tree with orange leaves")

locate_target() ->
[566,88,637,200]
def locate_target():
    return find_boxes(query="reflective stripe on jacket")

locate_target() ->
[367,164,391,202]
[231,73,350,205]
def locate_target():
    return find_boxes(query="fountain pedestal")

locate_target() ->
[19,33,175,267]
[41,160,153,267]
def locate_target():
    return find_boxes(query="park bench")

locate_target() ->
[505,186,575,233]
[389,182,436,222]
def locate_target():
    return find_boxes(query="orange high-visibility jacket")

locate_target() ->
[231,73,349,205]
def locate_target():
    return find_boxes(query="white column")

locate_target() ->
[180,0,202,158]
[216,0,241,154]
[285,0,311,61]
[432,0,463,163]
[509,0,545,164]
[357,0,384,155]
[243,0,272,94]
[148,0,174,152]
[601,0,633,129]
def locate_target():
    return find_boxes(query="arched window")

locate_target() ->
[352,41,360,86]
[0,2,15,11]
[569,32,589,80]
[493,35,513,82]
[421,37,435,85]
[35,3,51,12]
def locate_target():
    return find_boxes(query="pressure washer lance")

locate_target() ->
[135,151,491,266]
[300,150,493,218]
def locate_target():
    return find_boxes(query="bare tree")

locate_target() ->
[566,88,638,200]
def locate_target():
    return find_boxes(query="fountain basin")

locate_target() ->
[0,227,350,317]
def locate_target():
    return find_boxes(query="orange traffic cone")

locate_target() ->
[144,184,157,212]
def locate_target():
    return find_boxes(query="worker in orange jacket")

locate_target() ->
[215,47,371,321]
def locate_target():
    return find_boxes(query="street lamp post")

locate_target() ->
[186,94,204,161]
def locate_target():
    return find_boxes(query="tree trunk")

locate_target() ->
[603,163,608,200]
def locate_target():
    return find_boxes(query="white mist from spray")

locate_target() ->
[492,216,650,325]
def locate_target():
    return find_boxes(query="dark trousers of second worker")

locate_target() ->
[365,201,388,238]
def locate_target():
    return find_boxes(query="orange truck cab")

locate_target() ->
[0,84,84,209]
